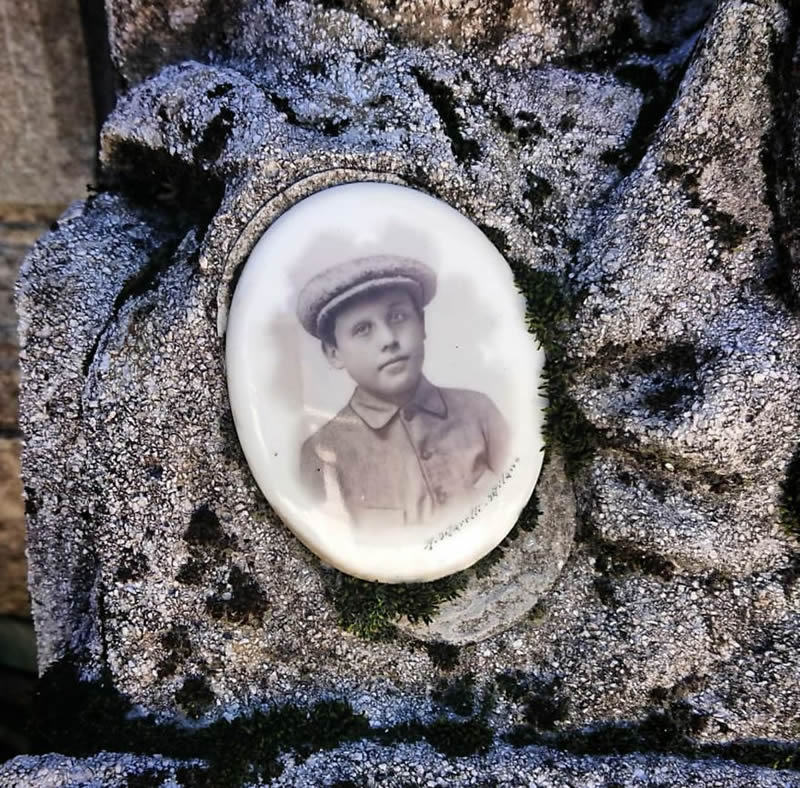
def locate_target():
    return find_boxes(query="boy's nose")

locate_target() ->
[377,321,399,349]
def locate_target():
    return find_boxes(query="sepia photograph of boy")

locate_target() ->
[297,254,510,526]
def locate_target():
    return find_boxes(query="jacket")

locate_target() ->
[300,376,510,525]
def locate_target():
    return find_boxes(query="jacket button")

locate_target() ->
[420,449,432,460]
[435,488,447,504]
[403,406,416,420]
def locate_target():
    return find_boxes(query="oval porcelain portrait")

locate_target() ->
[225,182,546,583]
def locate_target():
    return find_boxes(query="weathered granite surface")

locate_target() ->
[105,0,715,86]
[7,0,800,784]
[3,744,800,787]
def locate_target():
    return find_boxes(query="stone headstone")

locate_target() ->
[4,0,800,785]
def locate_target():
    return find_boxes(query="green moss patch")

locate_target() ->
[780,445,800,536]
[205,565,269,625]
[324,492,540,640]
[31,655,496,787]
[541,366,598,477]
[423,641,460,671]
[324,571,468,641]
[496,670,570,731]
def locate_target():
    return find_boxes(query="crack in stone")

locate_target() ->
[601,34,703,177]
[411,67,482,166]
[80,235,183,379]
[268,92,352,136]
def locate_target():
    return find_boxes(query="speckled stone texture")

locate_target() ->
[3,744,800,787]
[8,0,800,784]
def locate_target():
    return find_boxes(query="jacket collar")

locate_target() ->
[350,376,447,430]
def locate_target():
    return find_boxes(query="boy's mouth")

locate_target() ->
[379,355,409,371]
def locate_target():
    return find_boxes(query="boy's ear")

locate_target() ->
[322,340,345,369]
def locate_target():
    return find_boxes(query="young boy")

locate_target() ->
[297,254,509,526]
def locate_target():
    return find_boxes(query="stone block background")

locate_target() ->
[0,206,36,620]
[0,0,95,205]
[0,208,59,761]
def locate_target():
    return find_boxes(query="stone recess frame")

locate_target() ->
[224,180,549,584]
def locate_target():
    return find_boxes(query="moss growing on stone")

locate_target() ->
[175,676,216,719]
[325,571,469,641]
[206,565,269,625]
[423,640,460,671]
[513,266,598,476]
[478,221,598,476]
[504,257,573,353]
[325,492,540,640]
[32,654,498,786]
[431,673,475,716]
[541,366,598,476]
[780,445,800,536]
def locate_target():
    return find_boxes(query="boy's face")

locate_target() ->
[323,286,426,403]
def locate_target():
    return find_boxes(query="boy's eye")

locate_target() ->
[389,309,408,323]
[352,321,372,337]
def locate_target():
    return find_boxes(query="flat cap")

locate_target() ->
[296,255,437,338]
